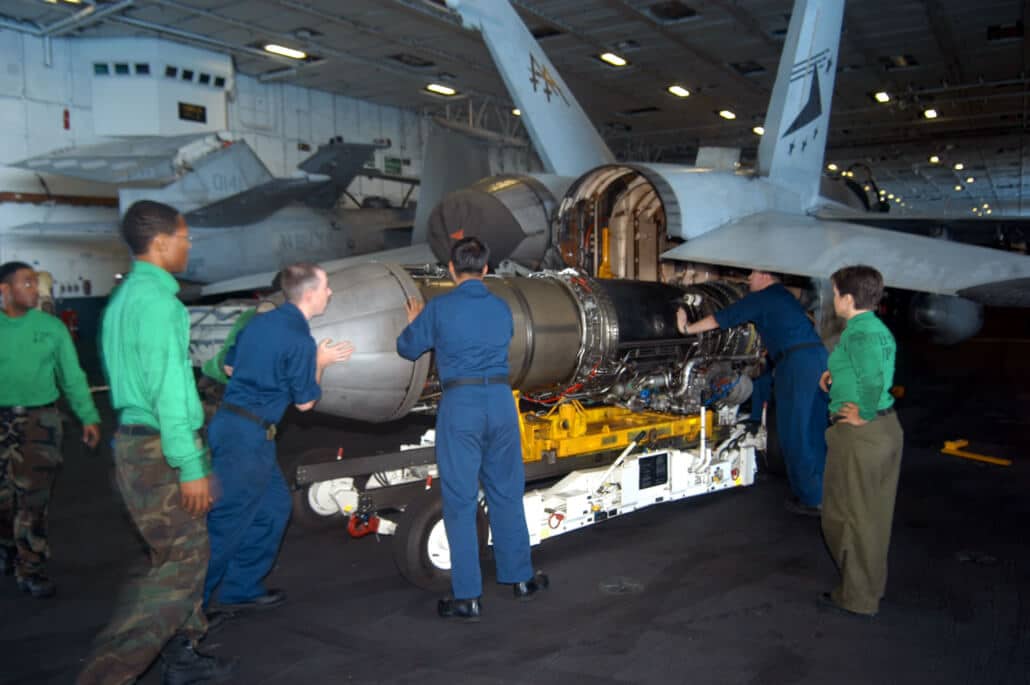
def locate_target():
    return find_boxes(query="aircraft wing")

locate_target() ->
[5,221,118,240]
[816,211,1028,250]
[661,211,1030,307]
[198,242,439,297]
[11,133,224,185]
[184,178,330,227]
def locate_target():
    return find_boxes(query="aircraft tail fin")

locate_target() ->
[297,140,377,208]
[756,0,845,209]
[447,0,615,176]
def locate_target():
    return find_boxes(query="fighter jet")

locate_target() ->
[8,132,419,290]
[193,0,1030,346]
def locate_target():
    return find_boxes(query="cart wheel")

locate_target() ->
[392,490,489,592]
[757,398,786,476]
[290,484,345,530]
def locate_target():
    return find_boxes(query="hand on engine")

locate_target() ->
[405,297,425,323]
[318,338,354,368]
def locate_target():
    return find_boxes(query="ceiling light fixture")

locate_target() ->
[986,209,993,214]
[887,193,894,199]
[718,109,736,120]
[873,91,890,103]
[929,155,940,164]
[667,85,690,98]
[263,44,307,60]
[983,203,990,209]
[512,108,521,116]
[954,185,963,191]
[599,52,628,67]
[827,163,838,171]
[425,83,457,96]
[965,176,974,184]
[953,162,964,171]
[752,126,765,135]
[923,108,938,119]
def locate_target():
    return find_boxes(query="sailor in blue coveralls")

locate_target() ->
[397,238,548,621]
[679,270,828,516]
[204,263,353,615]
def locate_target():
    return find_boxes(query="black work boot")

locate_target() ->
[513,571,550,600]
[160,633,239,685]
[17,573,56,598]
[437,597,482,622]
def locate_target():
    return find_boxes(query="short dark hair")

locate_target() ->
[831,265,884,310]
[0,261,33,286]
[279,262,323,303]
[121,200,182,255]
[450,237,489,274]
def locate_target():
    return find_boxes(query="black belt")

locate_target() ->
[118,424,160,436]
[441,376,510,391]
[773,342,823,366]
[829,407,895,425]
[220,402,277,440]
[1,402,57,416]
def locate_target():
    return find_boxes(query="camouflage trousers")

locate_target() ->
[76,432,210,685]
[0,406,64,578]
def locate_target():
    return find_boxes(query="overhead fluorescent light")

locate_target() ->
[983,203,990,208]
[986,209,992,214]
[873,91,890,103]
[887,193,894,199]
[264,44,307,60]
[826,163,838,171]
[425,83,457,96]
[752,126,765,135]
[667,85,690,98]
[923,108,938,119]
[599,52,628,67]
[953,162,964,170]
[718,109,736,120]
[928,155,940,164]
[512,108,521,116]
[965,176,974,183]
[954,185,963,191]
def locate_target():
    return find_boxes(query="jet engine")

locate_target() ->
[310,262,762,423]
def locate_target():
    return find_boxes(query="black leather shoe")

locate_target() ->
[437,597,482,622]
[513,571,550,600]
[161,633,239,685]
[816,592,877,618]
[210,588,286,613]
[205,609,236,634]
[784,496,822,517]
[17,573,56,598]
[0,546,14,577]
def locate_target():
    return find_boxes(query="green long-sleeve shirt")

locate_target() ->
[0,308,100,425]
[201,307,257,384]
[827,311,896,421]
[101,260,209,482]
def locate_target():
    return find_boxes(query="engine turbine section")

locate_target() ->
[305,263,763,422]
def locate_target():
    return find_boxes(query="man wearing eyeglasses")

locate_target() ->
[0,261,100,599]
[77,200,237,685]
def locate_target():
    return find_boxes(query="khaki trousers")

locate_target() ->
[821,412,904,615]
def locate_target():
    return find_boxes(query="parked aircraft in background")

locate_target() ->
[7,133,418,292]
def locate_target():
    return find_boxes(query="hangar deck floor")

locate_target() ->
[2,372,1028,685]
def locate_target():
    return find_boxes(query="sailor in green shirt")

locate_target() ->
[0,261,100,598]
[817,265,904,618]
[78,201,236,685]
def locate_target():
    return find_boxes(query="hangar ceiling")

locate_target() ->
[1,0,1029,216]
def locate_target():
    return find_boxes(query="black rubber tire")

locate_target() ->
[758,397,786,477]
[392,490,488,592]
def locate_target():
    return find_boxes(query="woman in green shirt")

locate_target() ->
[818,265,904,617]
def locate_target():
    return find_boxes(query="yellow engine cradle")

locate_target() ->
[514,393,713,464]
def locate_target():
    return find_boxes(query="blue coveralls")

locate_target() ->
[715,284,828,506]
[204,302,321,605]
[396,279,533,600]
